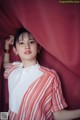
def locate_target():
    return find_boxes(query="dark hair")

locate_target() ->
[13,27,31,47]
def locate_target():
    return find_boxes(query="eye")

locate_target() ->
[19,41,24,45]
[29,40,35,44]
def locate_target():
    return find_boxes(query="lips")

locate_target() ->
[24,50,31,54]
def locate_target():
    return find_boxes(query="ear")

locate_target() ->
[13,47,18,55]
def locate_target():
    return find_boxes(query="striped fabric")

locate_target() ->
[4,62,21,79]
[4,63,67,120]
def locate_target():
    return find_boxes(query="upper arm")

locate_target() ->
[3,63,12,69]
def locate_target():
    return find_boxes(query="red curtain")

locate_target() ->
[0,0,80,116]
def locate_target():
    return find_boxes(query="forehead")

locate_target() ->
[19,32,34,41]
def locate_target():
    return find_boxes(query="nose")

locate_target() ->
[25,43,30,49]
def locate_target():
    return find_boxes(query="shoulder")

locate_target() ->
[40,66,61,85]
[4,61,22,79]
[40,66,58,77]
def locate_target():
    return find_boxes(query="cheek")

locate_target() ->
[16,44,23,50]
[33,45,38,53]
[15,46,23,54]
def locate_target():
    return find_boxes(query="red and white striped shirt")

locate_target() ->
[4,62,67,120]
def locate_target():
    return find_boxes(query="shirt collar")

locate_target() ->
[20,62,40,71]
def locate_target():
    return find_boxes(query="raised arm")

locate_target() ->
[3,35,14,68]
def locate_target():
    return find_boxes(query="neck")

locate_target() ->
[22,59,37,68]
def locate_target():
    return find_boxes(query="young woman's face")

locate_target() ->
[13,32,39,62]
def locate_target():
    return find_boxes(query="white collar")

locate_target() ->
[20,62,40,71]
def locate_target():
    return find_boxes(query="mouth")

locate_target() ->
[24,51,31,54]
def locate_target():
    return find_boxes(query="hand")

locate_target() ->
[5,35,14,50]
[5,35,14,46]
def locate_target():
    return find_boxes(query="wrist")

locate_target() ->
[4,49,10,53]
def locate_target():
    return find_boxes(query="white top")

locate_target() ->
[8,62,43,113]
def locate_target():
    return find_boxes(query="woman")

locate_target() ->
[4,27,80,120]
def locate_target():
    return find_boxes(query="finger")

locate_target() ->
[9,35,14,39]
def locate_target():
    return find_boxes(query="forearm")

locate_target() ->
[3,42,10,68]
[53,109,80,120]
